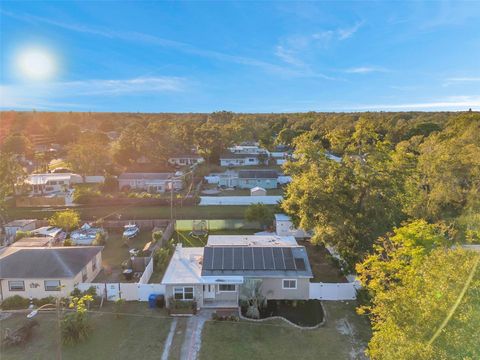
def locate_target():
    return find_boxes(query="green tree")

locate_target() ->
[67,135,111,177]
[1,133,32,156]
[49,209,80,232]
[62,294,93,344]
[0,151,25,210]
[244,203,274,228]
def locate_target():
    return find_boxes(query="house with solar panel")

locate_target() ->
[161,235,313,309]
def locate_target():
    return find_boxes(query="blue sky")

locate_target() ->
[1,1,480,112]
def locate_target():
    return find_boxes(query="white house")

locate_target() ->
[24,173,83,195]
[168,155,204,167]
[0,246,103,300]
[220,153,261,167]
[228,144,269,156]
[275,214,311,239]
[118,173,183,193]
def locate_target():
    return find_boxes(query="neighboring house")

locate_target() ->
[205,171,239,188]
[275,214,311,239]
[3,219,37,245]
[228,144,270,156]
[161,235,312,309]
[0,246,103,300]
[168,155,204,167]
[270,151,292,165]
[31,226,66,243]
[220,153,260,167]
[238,170,278,189]
[23,173,83,195]
[250,186,267,196]
[118,173,183,193]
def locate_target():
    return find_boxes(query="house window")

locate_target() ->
[82,268,88,282]
[218,284,236,292]
[282,279,297,289]
[45,280,61,291]
[174,286,194,300]
[8,280,25,291]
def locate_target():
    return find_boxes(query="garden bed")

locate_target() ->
[241,300,324,327]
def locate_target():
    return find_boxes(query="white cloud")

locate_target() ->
[337,21,365,40]
[0,76,186,109]
[344,66,389,74]
[445,77,480,82]
[346,96,480,111]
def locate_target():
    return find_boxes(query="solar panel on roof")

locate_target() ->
[253,247,264,270]
[223,247,233,270]
[243,247,254,269]
[273,247,285,270]
[213,247,223,269]
[233,247,243,270]
[203,247,213,270]
[283,248,296,270]
[294,258,306,271]
[263,247,275,269]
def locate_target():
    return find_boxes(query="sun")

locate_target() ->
[16,47,57,81]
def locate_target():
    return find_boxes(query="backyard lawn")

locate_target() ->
[94,229,153,282]
[5,205,267,221]
[173,228,261,247]
[200,301,371,360]
[298,240,347,283]
[0,302,172,360]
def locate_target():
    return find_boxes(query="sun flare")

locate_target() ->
[16,47,57,81]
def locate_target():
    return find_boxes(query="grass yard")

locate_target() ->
[0,302,172,360]
[94,230,152,282]
[200,301,371,360]
[5,205,265,221]
[298,240,347,283]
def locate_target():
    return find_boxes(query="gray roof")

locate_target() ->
[0,247,103,279]
[238,170,278,179]
[118,172,174,180]
[201,246,313,278]
[220,153,259,159]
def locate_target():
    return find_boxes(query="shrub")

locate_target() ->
[64,238,73,246]
[93,231,107,246]
[61,295,93,344]
[1,295,30,310]
[14,230,32,242]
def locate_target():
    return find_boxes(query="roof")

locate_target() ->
[11,237,52,247]
[4,219,36,228]
[26,173,81,185]
[0,246,103,279]
[161,245,203,285]
[207,235,298,247]
[274,213,291,221]
[220,153,259,159]
[238,170,278,179]
[32,226,63,238]
[201,246,313,278]
[118,172,174,180]
[170,154,203,159]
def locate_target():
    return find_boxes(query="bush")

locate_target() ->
[14,230,32,242]
[169,298,196,310]
[1,295,30,310]
[64,238,73,246]
[93,231,107,246]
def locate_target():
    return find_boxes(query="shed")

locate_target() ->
[250,186,267,196]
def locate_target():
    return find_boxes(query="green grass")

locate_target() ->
[94,230,152,282]
[0,302,172,360]
[169,318,188,360]
[5,205,269,221]
[200,301,371,360]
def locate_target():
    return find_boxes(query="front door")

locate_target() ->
[203,284,215,299]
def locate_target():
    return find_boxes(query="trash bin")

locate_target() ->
[122,269,133,280]
[156,295,165,308]
[148,294,159,308]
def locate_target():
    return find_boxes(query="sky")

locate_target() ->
[1,1,480,113]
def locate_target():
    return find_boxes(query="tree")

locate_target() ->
[365,248,480,360]
[49,210,80,232]
[0,151,25,210]
[62,294,93,344]
[66,135,111,177]
[239,279,267,319]
[1,133,32,156]
[244,203,274,228]
[55,123,81,145]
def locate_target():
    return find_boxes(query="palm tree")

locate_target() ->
[239,279,267,319]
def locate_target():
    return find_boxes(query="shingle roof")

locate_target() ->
[118,172,174,180]
[0,247,103,279]
[238,170,278,179]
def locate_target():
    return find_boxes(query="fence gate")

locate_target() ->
[106,283,121,301]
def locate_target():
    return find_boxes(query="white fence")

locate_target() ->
[199,195,282,206]
[77,282,165,302]
[309,282,358,301]
[138,258,154,284]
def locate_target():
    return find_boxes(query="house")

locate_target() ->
[204,171,239,188]
[161,235,312,309]
[270,151,291,165]
[228,143,269,156]
[23,173,83,195]
[11,237,54,247]
[220,153,261,167]
[0,246,103,301]
[275,214,311,239]
[118,172,183,193]
[168,154,204,167]
[3,219,37,245]
[250,186,267,196]
[31,226,66,243]
[238,170,278,189]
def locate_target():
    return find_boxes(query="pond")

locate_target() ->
[241,299,324,327]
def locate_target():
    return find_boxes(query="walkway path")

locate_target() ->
[161,317,178,360]
[179,310,213,360]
